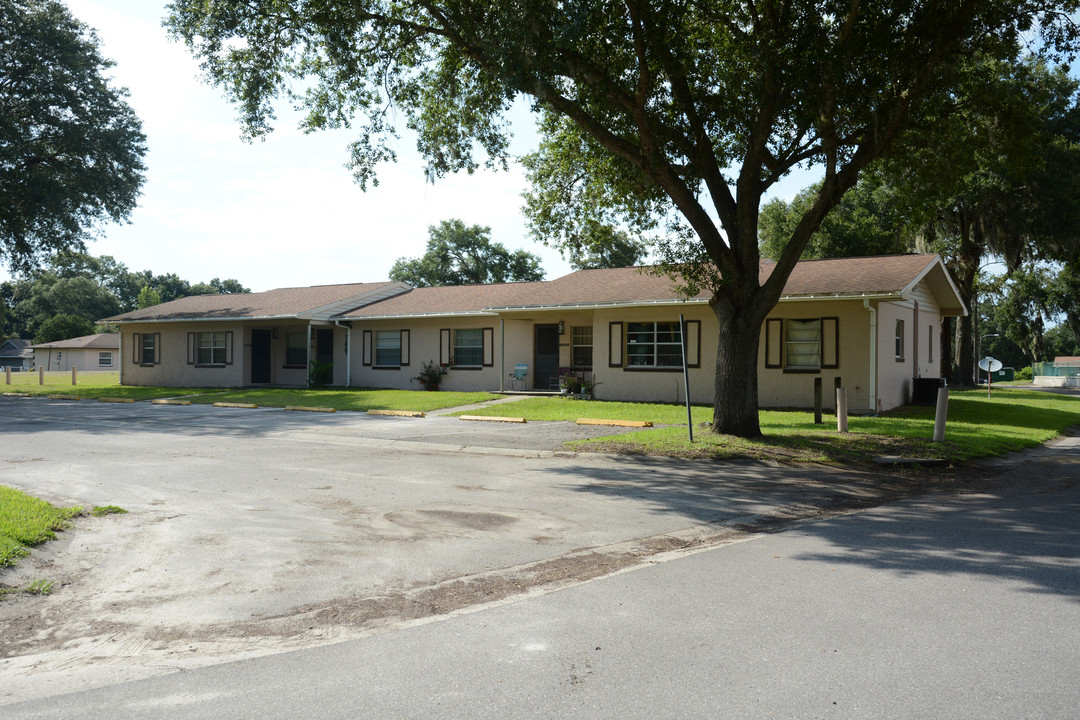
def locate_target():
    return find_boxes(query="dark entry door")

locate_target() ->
[251,329,271,384]
[534,325,560,390]
[316,329,334,366]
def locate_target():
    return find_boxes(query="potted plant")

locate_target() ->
[412,359,449,391]
[579,376,599,400]
[559,374,578,395]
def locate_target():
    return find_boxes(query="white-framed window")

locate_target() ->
[785,319,822,370]
[453,328,483,367]
[197,332,228,366]
[572,326,593,369]
[626,321,682,368]
[285,332,306,367]
[374,331,401,367]
[895,319,905,360]
[98,351,113,367]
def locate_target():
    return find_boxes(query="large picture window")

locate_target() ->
[571,326,593,369]
[285,332,306,367]
[626,322,682,368]
[197,332,228,366]
[374,331,401,367]
[453,329,483,367]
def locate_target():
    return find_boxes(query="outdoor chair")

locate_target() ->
[508,363,529,390]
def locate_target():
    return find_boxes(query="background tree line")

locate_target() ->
[0,251,249,344]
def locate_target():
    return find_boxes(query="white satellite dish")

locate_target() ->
[979,356,1003,373]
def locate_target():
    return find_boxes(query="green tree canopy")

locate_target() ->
[165,0,1079,436]
[565,225,649,270]
[0,0,146,272]
[758,174,912,261]
[136,285,162,309]
[389,219,545,287]
[33,313,93,344]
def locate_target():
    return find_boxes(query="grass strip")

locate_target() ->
[462,389,1080,464]
[188,388,501,413]
[0,487,82,567]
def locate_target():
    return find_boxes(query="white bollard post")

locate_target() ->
[836,388,848,433]
[71,366,78,385]
[39,366,45,385]
[933,386,949,443]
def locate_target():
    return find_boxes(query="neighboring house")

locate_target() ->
[29,334,121,372]
[0,338,34,371]
[101,254,966,412]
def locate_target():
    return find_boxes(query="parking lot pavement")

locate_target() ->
[0,396,957,704]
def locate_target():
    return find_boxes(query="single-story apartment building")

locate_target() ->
[29,333,120,372]
[100,254,966,413]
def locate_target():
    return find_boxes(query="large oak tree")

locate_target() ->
[166,0,1078,436]
[1,0,147,271]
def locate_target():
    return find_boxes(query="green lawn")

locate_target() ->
[458,389,1080,464]
[185,387,502,412]
[2,374,499,410]
[2,372,216,401]
[0,486,82,568]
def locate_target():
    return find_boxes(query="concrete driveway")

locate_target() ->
[0,396,974,704]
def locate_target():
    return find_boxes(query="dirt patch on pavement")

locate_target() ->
[0,445,1037,706]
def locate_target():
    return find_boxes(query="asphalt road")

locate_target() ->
[2,396,1078,717]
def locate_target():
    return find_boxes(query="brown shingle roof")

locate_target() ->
[102,282,401,322]
[345,254,944,317]
[770,254,942,296]
[29,334,120,350]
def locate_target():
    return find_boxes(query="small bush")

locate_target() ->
[412,359,449,391]
[1015,366,1033,381]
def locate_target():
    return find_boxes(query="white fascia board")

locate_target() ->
[776,292,903,303]
[489,298,709,313]
[343,310,499,321]
[901,256,969,316]
[102,314,303,325]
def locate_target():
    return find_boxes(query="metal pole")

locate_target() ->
[814,377,822,424]
[680,314,693,442]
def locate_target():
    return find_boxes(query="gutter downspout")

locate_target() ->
[334,320,352,387]
[499,318,505,392]
[118,332,123,385]
[864,298,877,414]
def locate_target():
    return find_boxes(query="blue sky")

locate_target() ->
[5,0,816,292]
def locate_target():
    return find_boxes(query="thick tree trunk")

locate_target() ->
[710,300,765,437]
[953,312,974,386]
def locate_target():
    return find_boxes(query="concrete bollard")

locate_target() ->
[814,377,823,424]
[71,366,78,385]
[836,388,848,433]
[39,367,45,385]
[933,386,949,443]
[5,366,10,385]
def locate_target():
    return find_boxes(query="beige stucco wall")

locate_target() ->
[756,300,874,412]
[33,347,116,373]
[589,305,716,404]
[350,317,511,392]
[119,322,349,388]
